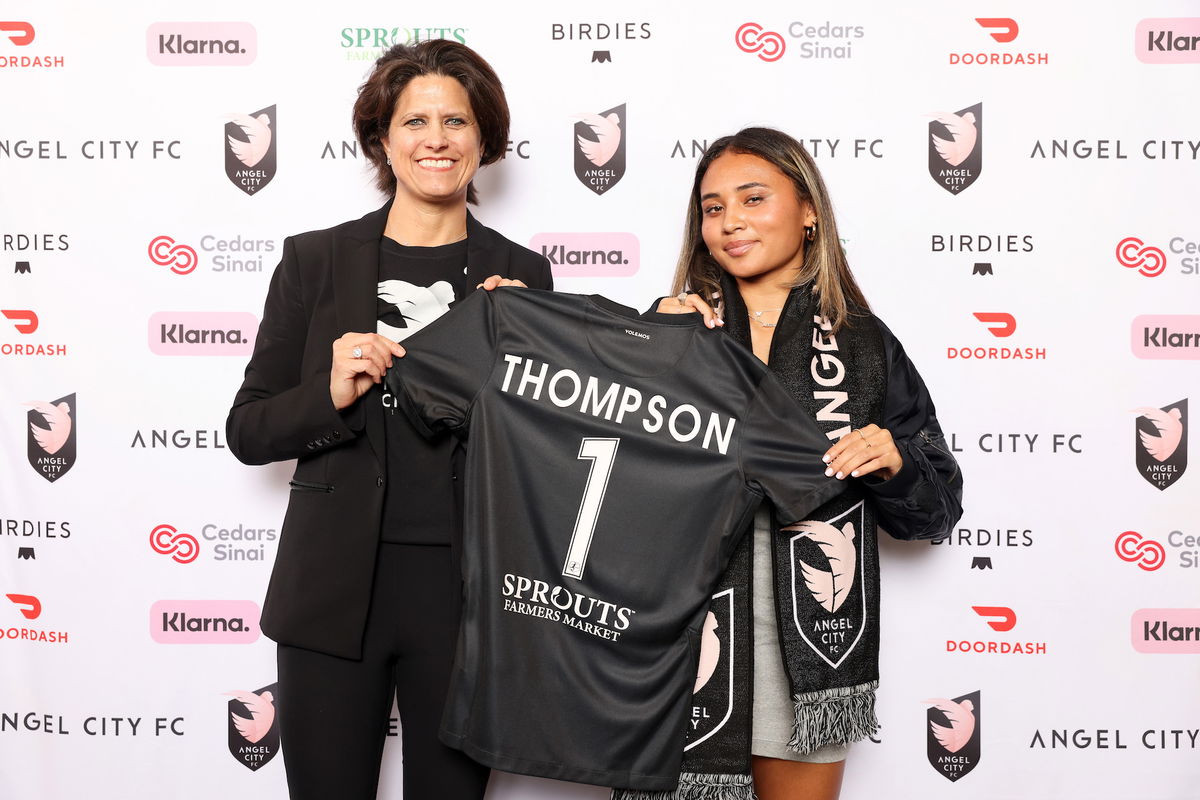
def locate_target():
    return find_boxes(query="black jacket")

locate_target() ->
[226,202,553,658]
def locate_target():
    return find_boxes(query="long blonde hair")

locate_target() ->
[671,127,869,332]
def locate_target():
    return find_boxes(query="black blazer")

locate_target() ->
[227,202,553,658]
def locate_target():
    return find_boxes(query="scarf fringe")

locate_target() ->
[789,680,880,754]
[611,772,755,800]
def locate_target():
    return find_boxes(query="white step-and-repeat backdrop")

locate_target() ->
[2,2,1197,798]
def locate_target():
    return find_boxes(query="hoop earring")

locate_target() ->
[805,222,817,242]
[386,156,392,166]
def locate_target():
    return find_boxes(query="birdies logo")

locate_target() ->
[223,105,276,196]
[225,684,280,771]
[1133,399,1188,491]
[24,394,76,483]
[573,104,626,195]
[925,691,981,781]
[927,103,982,194]
[788,500,869,668]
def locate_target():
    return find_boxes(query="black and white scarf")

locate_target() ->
[615,277,886,799]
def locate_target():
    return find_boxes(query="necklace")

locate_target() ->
[747,307,783,328]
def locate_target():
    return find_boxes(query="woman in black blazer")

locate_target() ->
[226,41,552,799]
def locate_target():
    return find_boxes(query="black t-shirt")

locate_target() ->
[377,236,468,545]
[385,288,841,790]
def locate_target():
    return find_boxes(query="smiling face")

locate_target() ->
[381,74,482,208]
[698,151,816,289]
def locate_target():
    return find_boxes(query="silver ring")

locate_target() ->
[352,346,363,359]
[676,291,689,305]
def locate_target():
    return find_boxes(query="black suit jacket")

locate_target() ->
[227,202,553,658]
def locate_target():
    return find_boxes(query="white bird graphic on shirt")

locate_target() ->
[1134,406,1184,462]
[928,111,978,167]
[924,697,976,753]
[226,113,273,168]
[574,112,622,167]
[224,690,276,744]
[24,400,72,455]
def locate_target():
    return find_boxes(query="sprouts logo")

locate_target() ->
[23,394,76,483]
[949,18,1050,66]
[225,684,280,771]
[927,103,982,194]
[1133,400,1187,491]
[924,691,981,781]
[529,233,639,278]
[338,26,467,60]
[0,21,64,69]
[223,105,276,196]
[572,104,626,195]
[1136,18,1200,64]
[946,606,1047,656]
[146,22,256,66]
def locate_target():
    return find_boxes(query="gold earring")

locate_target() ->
[805,222,817,242]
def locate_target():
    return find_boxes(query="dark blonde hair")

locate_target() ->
[352,39,509,204]
[671,127,869,331]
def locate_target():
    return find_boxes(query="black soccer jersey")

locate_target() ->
[385,288,841,791]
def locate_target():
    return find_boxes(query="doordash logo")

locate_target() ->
[973,312,1016,337]
[1,309,37,333]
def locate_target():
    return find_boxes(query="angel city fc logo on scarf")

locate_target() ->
[1134,399,1187,490]
[573,103,626,195]
[928,102,982,194]
[25,393,76,483]
[925,690,981,781]
[223,104,276,195]
[226,683,279,771]
[789,499,866,667]
[686,588,735,750]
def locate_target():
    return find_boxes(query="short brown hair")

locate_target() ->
[352,40,510,204]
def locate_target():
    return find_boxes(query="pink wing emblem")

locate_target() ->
[789,520,857,613]
[924,697,976,753]
[1134,407,1183,462]
[574,112,622,167]
[693,611,720,693]
[24,400,72,455]
[226,113,273,168]
[928,111,978,167]
[224,690,276,744]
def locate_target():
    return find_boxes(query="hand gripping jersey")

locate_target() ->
[386,288,841,791]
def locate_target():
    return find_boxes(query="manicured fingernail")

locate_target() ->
[706,319,715,329]
[850,470,859,478]
[822,455,831,463]
[716,318,725,326]
[835,471,844,480]
[824,467,833,477]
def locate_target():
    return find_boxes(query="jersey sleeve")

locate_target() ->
[741,372,844,524]
[383,288,499,437]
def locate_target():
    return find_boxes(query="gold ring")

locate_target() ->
[857,429,870,446]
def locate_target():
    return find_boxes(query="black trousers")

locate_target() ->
[276,543,488,799]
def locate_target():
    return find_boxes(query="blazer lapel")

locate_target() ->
[464,211,509,288]
[333,201,391,466]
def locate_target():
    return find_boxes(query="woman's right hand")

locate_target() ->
[655,292,723,329]
[330,333,407,410]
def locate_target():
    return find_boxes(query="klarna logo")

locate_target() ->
[529,232,639,277]
[146,22,257,65]
[148,312,258,355]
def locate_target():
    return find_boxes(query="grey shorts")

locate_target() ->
[751,508,850,764]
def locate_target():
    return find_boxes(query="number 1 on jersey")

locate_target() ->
[562,437,620,580]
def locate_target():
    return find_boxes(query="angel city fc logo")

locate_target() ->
[24,393,76,483]
[927,102,982,194]
[573,103,626,195]
[223,104,276,196]
[376,279,455,341]
[924,690,981,781]
[1134,399,1188,490]
[788,500,866,667]
[686,589,735,750]
[225,683,280,771]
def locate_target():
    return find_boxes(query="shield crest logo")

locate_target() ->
[573,103,626,195]
[224,104,276,196]
[928,102,982,195]
[1134,399,1187,491]
[789,500,866,668]
[25,393,76,483]
[225,683,280,771]
[685,588,735,752]
[924,690,981,781]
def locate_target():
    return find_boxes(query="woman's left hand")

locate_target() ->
[822,423,902,481]
[477,275,527,290]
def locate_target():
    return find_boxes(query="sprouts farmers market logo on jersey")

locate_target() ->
[148,312,257,355]
[529,233,639,278]
[1136,18,1200,64]
[146,22,256,65]
[338,25,467,60]
[927,103,982,194]
[151,600,260,644]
